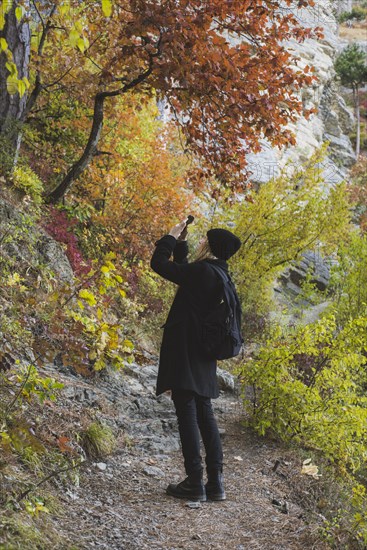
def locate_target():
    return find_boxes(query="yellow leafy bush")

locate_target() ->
[12,166,44,204]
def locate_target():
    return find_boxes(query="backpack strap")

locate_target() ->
[208,264,241,313]
[208,263,230,284]
[208,263,244,352]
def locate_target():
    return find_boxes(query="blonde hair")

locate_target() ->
[194,239,217,262]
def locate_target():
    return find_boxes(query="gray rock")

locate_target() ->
[298,301,332,325]
[140,365,158,379]
[143,466,165,478]
[61,384,99,405]
[37,232,74,282]
[324,132,356,168]
[122,377,146,396]
[217,368,236,393]
[95,463,107,471]
[186,502,201,509]
[287,251,331,292]
[137,433,180,453]
[246,140,281,185]
[246,1,356,186]
[0,198,19,222]
[284,281,303,296]
[0,196,74,283]
[336,96,355,134]
[323,110,341,137]
[122,363,142,379]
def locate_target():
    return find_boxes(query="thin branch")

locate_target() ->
[43,67,73,90]
[4,352,42,417]
[60,271,99,308]
[83,54,104,73]
[17,459,86,502]
[31,0,45,30]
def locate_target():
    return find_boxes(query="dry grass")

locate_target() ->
[339,21,367,41]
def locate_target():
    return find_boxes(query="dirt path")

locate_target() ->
[48,366,328,550]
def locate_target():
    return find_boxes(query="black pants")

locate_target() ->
[171,389,223,478]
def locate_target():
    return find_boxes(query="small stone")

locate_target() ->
[143,466,165,478]
[186,501,201,509]
[272,498,289,514]
[95,462,107,471]
[66,490,79,500]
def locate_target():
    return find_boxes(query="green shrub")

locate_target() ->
[339,7,367,23]
[329,231,367,324]
[237,314,367,470]
[11,166,44,204]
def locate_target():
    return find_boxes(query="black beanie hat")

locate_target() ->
[207,228,241,261]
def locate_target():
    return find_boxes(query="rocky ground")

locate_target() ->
[25,360,331,550]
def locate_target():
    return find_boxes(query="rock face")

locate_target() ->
[0,195,74,283]
[246,0,356,186]
[36,232,74,282]
[281,251,331,294]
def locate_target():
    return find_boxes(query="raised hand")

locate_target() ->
[169,220,188,240]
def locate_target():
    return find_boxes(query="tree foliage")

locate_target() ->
[212,147,351,318]
[1,0,322,200]
[72,97,192,262]
[335,43,367,92]
[335,43,367,157]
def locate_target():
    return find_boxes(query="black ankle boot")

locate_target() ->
[166,476,206,501]
[205,472,226,501]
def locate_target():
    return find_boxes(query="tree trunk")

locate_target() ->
[0,1,30,169]
[354,84,360,158]
[47,92,107,203]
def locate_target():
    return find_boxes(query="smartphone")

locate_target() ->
[185,215,194,226]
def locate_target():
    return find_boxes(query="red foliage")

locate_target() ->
[43,207,92,276]
[104,0,322,189]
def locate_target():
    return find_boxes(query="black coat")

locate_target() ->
[150,235,229,398]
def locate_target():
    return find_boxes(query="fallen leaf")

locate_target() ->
[301,459,321,478]
[57,436,73,453]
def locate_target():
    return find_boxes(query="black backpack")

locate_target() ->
[201,264,243,360]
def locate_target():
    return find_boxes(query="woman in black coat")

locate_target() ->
[150,219,241,502]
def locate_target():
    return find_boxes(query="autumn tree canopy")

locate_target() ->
[0,0,321,201]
